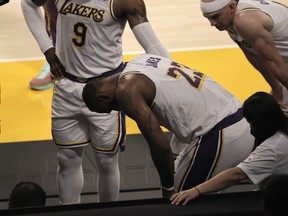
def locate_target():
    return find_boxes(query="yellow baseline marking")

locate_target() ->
[0,48,269,143]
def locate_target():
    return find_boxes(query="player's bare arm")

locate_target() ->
[234,11,288,95]
[241,47,283,102]
[116,74,174,192]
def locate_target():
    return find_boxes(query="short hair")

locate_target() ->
[8,182,46,208]
[264,174,288,216]
[82,77,106,110]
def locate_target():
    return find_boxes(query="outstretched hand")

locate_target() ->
[44,47,65,81]
[170,187,200,206]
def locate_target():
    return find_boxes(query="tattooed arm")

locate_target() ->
[117,74,174,196]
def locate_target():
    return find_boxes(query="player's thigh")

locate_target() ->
[170,134,187,159]
[52,80,90,146]
[174,138,199,191]
[214,118,254,175]
[88,111,126,153]
[52,115,90,146]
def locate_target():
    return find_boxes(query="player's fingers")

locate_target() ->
[176,194,186,205]
[171,193,185,205]
[170,193,181,205]
[170,192,180,201]
[50,62,65,80]
[50,67,62,80]
[182,197,191,206]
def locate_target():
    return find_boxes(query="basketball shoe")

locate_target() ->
[29,61,53,90]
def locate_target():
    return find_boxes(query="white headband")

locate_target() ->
[200,0,230,13]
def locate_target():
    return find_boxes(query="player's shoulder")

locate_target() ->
[113,0,145,13]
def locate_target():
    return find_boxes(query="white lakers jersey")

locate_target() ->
[228,0,288,62]
[55,0,126,77]
[121,54,242,143]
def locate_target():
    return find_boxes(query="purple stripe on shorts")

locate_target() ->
[180,108,244,190]
[118,111,126,152]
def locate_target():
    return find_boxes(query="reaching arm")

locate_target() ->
[113,0,171,59]
[117,75,174,197]
[234,11,288,104]
[170,167,248,205]
[240,48,283,102]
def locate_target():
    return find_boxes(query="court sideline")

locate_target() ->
[0,0,272,208]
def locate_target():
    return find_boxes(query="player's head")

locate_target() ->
[0,0,9,7]
[263,174,288,216]
[200,0,238,31]
[82,75,119,113]
[243,91,288,145]
[8,182,46,208]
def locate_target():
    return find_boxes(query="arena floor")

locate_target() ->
[0,0,274,211]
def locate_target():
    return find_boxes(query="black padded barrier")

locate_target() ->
[0,191,265,216]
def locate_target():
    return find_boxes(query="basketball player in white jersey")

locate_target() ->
[82,54,255,196]
[200,0,288,109]
[21,0,172,204]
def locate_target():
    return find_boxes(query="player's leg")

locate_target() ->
[57,147,85,204]
[170,134,187,160]
[174,116,254,192]
[88,111,126,202]
[174,135,217,192]
[93,149,120,202]
[211,118,254,176]
[52,79,90,204]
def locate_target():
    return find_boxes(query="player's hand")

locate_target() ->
[170,187,200,206]
[44,47,65,81]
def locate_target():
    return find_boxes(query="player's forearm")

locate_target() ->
[141,127,174,189]
[243,50,281,91]
[267,61,288,91]
[132,22,172,59]
[196,167,248,194]
[21,0,53,53]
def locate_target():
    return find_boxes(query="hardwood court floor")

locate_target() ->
[0,49,269,143]
[0,0,275,208]
[0,0,273,143]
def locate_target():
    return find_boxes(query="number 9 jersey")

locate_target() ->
[55,0,126,78]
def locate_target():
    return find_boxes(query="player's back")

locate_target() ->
[122,54,242,143]
[55,0,127,77]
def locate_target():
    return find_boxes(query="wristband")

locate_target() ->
[161,185,175,191]
[194,186,202,196]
